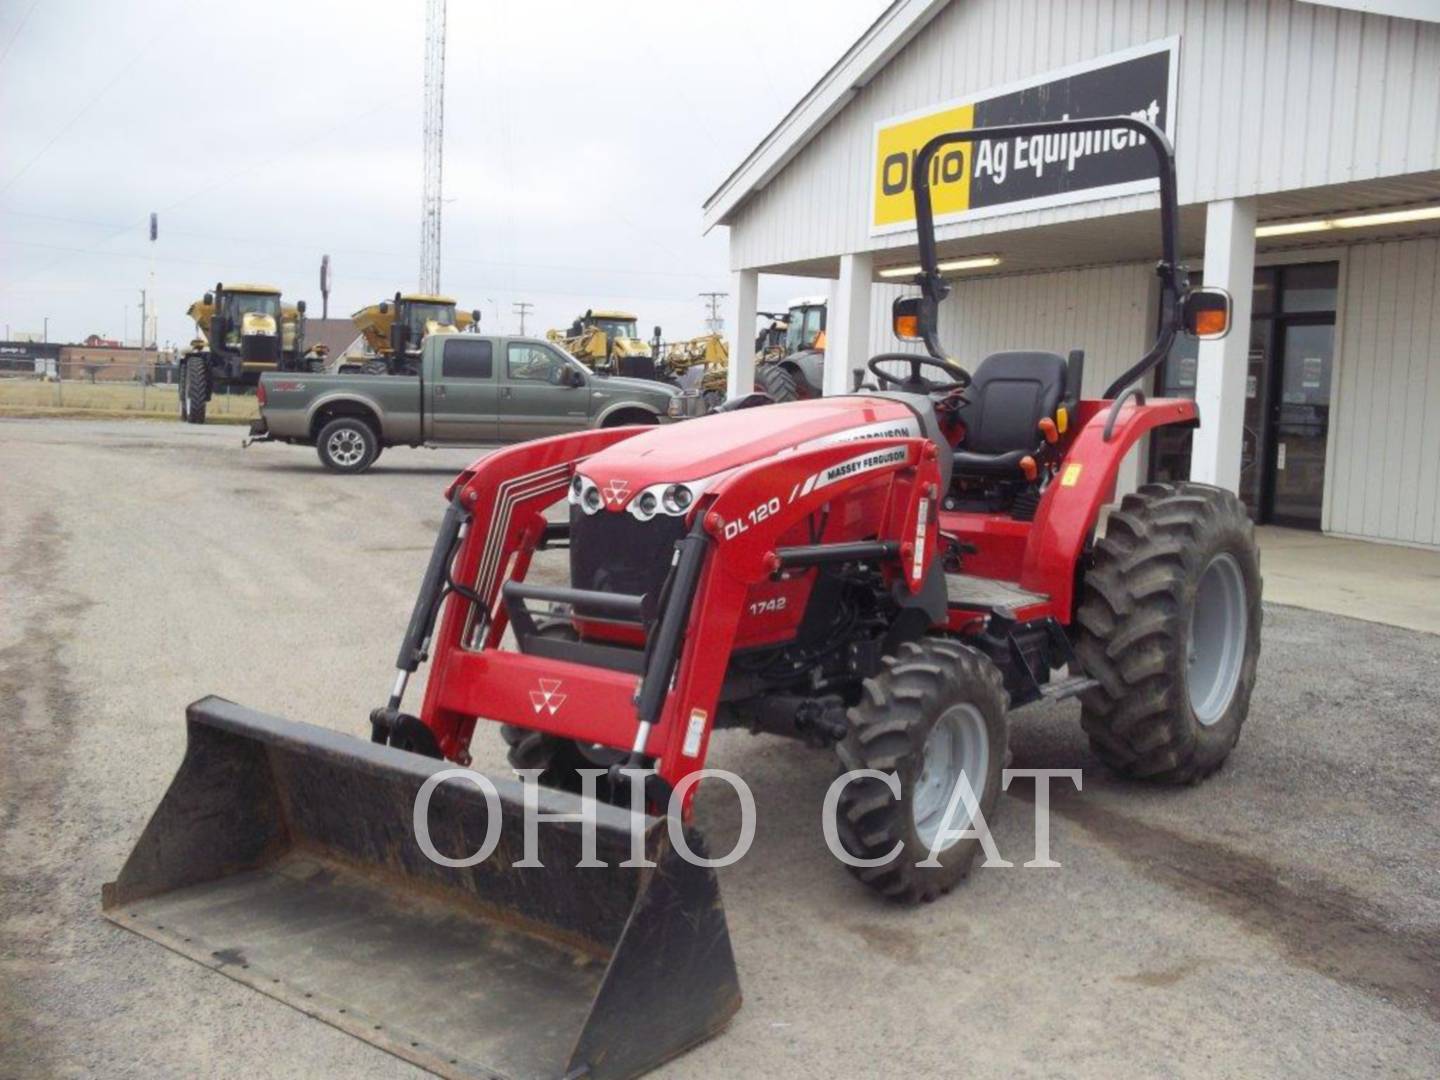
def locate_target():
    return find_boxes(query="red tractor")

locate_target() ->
[108,116,1259,1080]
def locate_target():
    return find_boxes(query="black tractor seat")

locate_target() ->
[951,350,1069,477]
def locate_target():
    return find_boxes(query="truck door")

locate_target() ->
[499,340,591,441]
[429,337,499,443]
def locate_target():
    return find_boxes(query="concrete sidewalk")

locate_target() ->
[1258,526,1440,635]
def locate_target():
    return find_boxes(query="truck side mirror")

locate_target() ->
[379,301,389,315]
[471,309,481,327]
[1182,287,1231,339]
[653,325,662,339]
[296,299,306,314]
[567,367,585,387]
[203,292,214,306]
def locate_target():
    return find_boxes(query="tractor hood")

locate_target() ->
[574,395,922,515]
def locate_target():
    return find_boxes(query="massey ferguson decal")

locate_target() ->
[804,446,910,495]
[529,678,567,715]
[602,478,631,507]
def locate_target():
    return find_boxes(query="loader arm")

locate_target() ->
[412,433,940,814]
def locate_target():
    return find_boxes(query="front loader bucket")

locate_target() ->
[102,698,740,1080]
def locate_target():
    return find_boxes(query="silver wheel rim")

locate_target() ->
[911,703,990,852]
[1188,551,1247,726]
[326,428,367,467]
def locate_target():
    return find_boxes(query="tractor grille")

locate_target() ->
[570,505,687,603]
[242,333,279,364]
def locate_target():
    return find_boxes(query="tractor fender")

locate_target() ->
[1020,396,1199,619]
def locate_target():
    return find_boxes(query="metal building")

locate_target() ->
[707,0,1440,548]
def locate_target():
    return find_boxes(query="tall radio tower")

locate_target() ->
[419,0,447,295]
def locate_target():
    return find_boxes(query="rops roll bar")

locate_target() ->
[909,116,1188,399]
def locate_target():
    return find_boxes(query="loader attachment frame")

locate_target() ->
[405,425,942,810]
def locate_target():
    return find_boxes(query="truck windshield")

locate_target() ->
[593,318,639,340]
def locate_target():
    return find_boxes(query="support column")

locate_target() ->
[823,252,874,396]
[723,269,759,401]
[1190,198,1256,492]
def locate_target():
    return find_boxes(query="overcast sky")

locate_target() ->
[0,0,886,347]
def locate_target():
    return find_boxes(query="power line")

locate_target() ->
[0,0,42,69]
[512,301,533,335]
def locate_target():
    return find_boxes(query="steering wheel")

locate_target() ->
[867,352,971,394]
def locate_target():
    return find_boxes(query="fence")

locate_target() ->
[0,361,259,420]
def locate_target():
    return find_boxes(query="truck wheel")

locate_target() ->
[315,416,379,473]
[835,638,1008,904]
[754,362,799,403]
[1074,482,1262,784]
[184,359,208,424]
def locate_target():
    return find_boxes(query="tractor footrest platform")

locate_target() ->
[1040,675,1099,701]
[945,574,1049,617]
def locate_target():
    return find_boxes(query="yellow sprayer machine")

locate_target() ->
[177,282,314,424]
[352,292,480,375]
[547,309,659,379]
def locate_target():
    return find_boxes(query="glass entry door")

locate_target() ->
[1148,262,1338,530]
[1266,320,1334,528]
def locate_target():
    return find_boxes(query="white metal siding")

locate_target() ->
[1328,235,1440,546]
[870,263,1155,388]
[869,262,1157,492]
[728,0,1440,270]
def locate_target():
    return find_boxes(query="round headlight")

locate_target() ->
[582,486,602,512]
[637,491,658,516]
[571,474,584,497]
[662,484,692,512]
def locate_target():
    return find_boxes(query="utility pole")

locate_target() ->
[139,290,147,352]
[700,291,728,335]
[320,254,332,319]
[148,212,158,349]
[43,316,49,343]
[513,301,533,335]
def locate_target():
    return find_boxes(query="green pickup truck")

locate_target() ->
[246,333,685,472]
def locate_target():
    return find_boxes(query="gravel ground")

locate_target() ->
[2,417,1437,1079]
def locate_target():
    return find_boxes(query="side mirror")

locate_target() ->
[653,325,662,339]
[203,292,214,307]
[296,299,306,314]
[379,301,389,315]
[891,296,924,341]
[1182,287,1231,339]
[567,367,585,387]
[471,309,481,326]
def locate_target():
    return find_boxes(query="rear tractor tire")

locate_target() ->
[835,638,1008,904]
[1074,482,1262,784]
[754,362,799,403]
[315,416,380,473]
[184,358,209,424]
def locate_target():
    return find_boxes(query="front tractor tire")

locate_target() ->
[754,362,799,403]
[1074,482,1262,784]
[183,358,209,424]
[315,416,380,473]
[835,638,1008,904]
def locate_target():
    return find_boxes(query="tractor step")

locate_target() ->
[945,574,1049,617]
[1039,675,1099,701]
